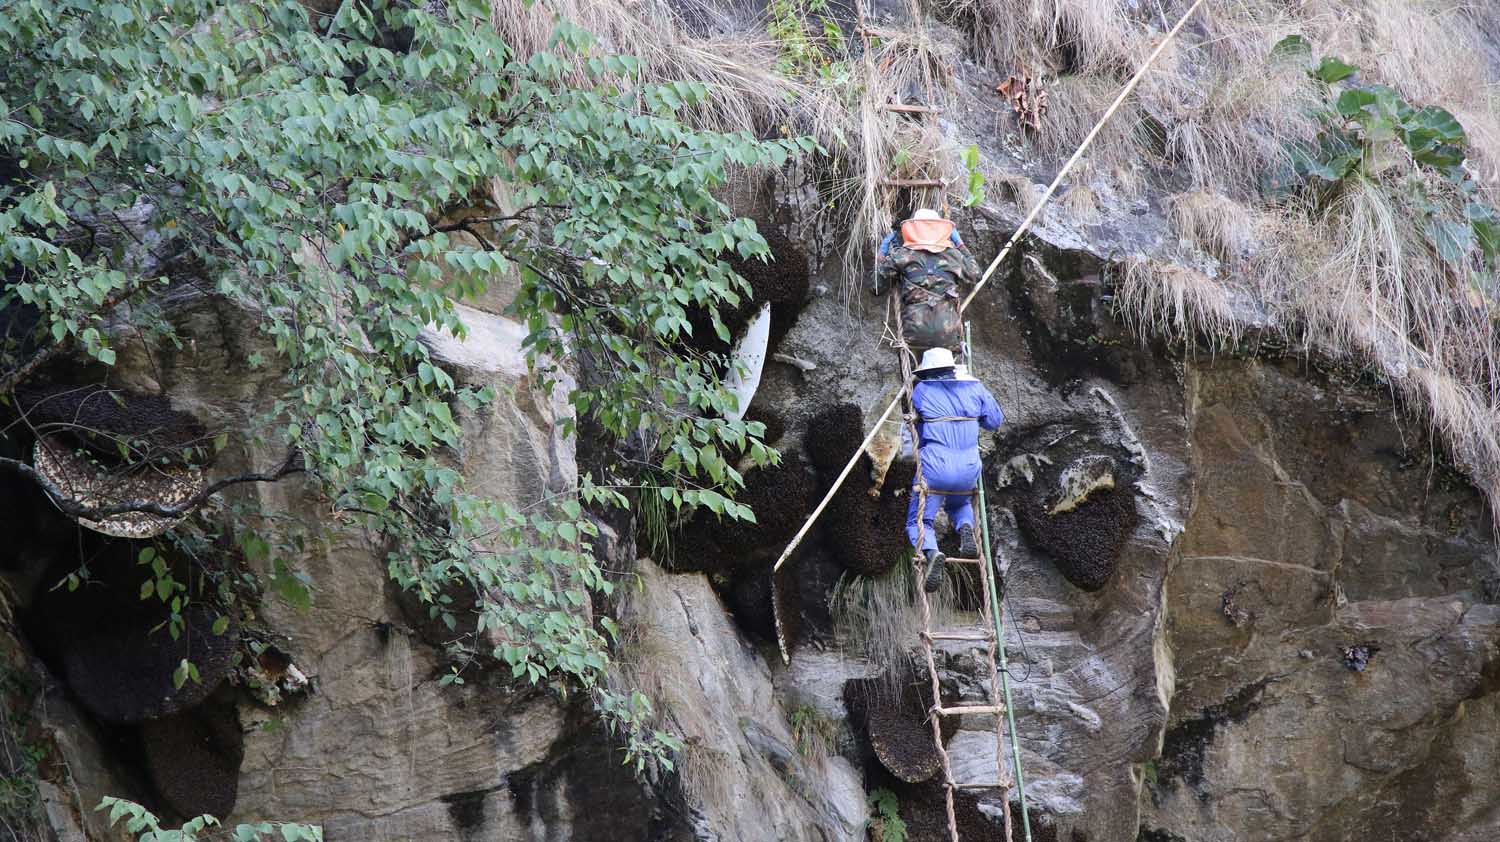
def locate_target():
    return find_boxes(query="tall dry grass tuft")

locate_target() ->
[1168,191,1258,264]
[489,0,841,147]
[1248,173,1500,511]
[830,565,961,695]
[935,0,1147,79]
[1114,258,1241,350]
[830,8,964,290]
[1027,73,1142,176]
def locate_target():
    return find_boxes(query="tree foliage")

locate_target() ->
[2,0,809,762]
[98,796,321,842]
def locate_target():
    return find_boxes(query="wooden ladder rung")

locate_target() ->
[953,781,1009,790]
[880,178,946,188]
[945,556,985,565]
[882,103,943,114]
[933,703,1004,717]
[923,630,995,642]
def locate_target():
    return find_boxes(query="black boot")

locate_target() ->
[923,549,947,593]
[958,523,978,557]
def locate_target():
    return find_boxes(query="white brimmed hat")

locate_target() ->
[914,347,957,372]
[910,208,943,221]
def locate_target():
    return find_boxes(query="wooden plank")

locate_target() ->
[880,178,945,188]
[933,704,1004,717]
[882,103,943,114]
[923,630,995,642]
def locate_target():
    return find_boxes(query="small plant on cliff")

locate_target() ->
[2,0,809,765]
[1274,43,1500,283]
[867,788,908,842]
[767,0,848,79]
[98,796,320,842]
[790,703,836,767]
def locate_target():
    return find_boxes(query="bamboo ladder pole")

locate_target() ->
[969,320,1032,842]
[770,0,1208,585]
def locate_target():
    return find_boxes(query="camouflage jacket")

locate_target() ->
[871,244,981,353]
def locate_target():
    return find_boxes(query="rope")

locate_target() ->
[769,0,1207,575]
[961,0,1207,311]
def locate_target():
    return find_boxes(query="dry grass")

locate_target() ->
[993,170,1043,210]
[1114,258,1241,350]
[936,0,1148,79]
[491,0,822,137]
[1168,191,1257,263]
[830,9,965,286]
[1027,73,1143,176]
[1060,180,1102,223]
[679,740,740,811]
[830,564,962,693]
[1247,174,1500,506]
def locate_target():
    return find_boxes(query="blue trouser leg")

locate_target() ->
[906,489,973,553]
[946,492,974,532]
[906,491,939,553]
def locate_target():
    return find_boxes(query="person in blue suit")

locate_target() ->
[905,347,1005,592]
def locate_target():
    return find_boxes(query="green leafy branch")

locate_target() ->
[2,0,813,769]
[98,796,321,842]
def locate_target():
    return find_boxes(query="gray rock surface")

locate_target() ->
[622,560,869,841]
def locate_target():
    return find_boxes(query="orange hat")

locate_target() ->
[900,209,954,253]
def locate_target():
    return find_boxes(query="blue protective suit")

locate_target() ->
[906,372,1004,552]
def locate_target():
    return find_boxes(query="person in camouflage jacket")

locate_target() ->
[871,209,981,356]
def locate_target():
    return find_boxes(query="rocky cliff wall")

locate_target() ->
[5,6,1500,842]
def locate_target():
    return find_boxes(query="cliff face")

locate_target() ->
[5,6,1500,842]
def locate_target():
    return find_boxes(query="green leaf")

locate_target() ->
[1405,105,1466,145]
[1335,88,1379,119]
[1428,217,1475,264]
[1312,56,1359,84]
[211,615,231,635]
[271,572,312,612]
[172,658,191,690]
[1471,214,1500,262]
[1271,34,1312,60]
